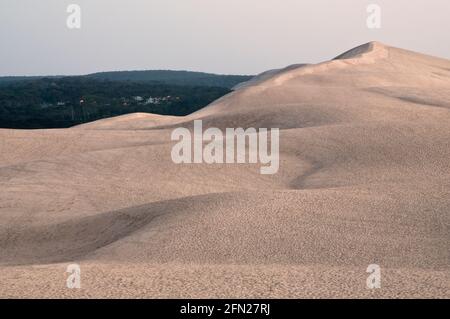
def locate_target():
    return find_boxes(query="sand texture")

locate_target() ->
[0,42,449,298]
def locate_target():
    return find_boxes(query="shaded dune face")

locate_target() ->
[0,42,449,298]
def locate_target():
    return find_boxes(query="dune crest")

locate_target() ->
[266,41,390,86]
[74,112,183,130]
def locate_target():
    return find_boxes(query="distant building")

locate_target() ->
[145,97,159,105]
[40,102,52,108]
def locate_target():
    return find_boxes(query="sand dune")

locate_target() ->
[0,42,449,298]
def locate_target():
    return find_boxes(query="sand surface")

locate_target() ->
[0,42,449,298]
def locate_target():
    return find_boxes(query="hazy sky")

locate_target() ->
[0,0,449,76]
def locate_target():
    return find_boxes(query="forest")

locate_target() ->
[0,76,238,129]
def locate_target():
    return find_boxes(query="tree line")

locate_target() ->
[0,77,232,129]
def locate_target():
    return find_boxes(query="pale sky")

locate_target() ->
[0,0,449,76]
